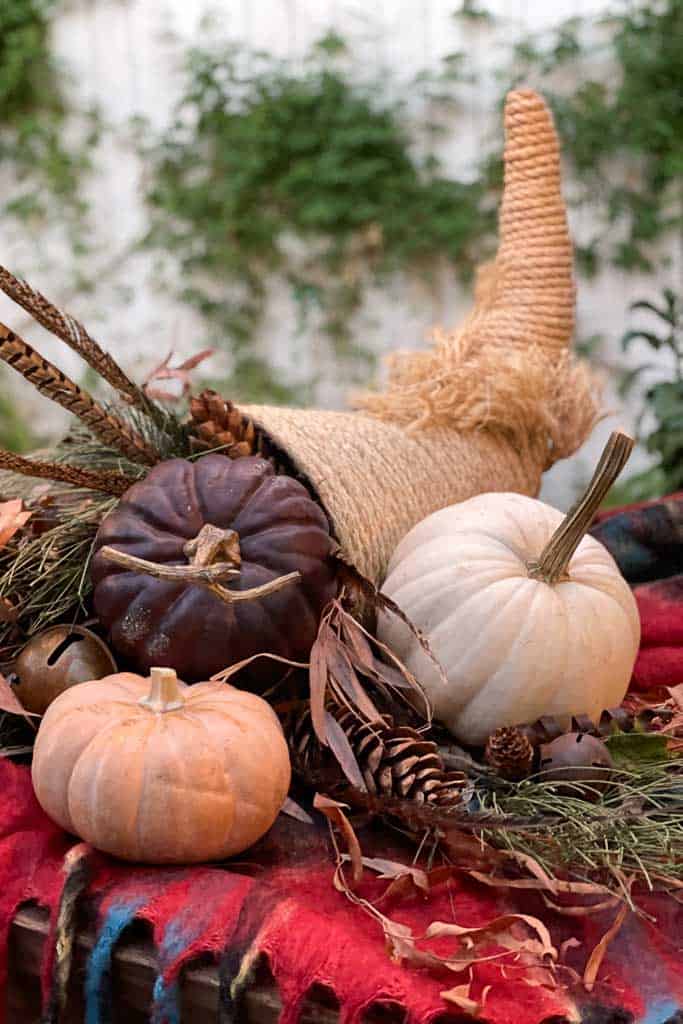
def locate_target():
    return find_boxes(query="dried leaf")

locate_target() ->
[143,348,214,400]
[332,564,439,718]
[314,793,363,886]
[0,498,31,548]
[441,982,485,1015]
[340,613,376,669]
[0,597,18,623]
[324,710,367,791]
[0,673,39,721]
[326,636,382,723]
[309,616,332,745]
[560,937,582,960]
[281,797,314,825]
[210,651,308,684]
[604,731,670,767]
[541,893,620,917]
[583,903,629,992]
[426,913,557,962]
[667,683,683,711]
[359,856,430,893]
[506,852,614,898]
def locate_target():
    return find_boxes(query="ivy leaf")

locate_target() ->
[622,329,664,352]
[604,731,671,768]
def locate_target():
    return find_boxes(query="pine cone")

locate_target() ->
[485,726,534,781]
[188,390,257,457]
[289,706,467,809]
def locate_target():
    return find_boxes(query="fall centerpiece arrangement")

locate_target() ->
[0,90,681,1005]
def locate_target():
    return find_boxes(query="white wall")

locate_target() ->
[0,0,679,506]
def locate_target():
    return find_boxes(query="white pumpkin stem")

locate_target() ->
[528,431,634,584]
[140,667,185,712]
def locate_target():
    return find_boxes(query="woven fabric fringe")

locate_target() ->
[1,762,683,1024]
[41,844,92,1024]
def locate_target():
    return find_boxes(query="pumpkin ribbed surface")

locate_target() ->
[379,492,640,745]
[31,671,291,863]
[91,455,337,683]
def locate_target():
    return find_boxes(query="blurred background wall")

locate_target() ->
[0,0,680,506]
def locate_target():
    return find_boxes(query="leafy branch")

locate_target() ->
[142,35,497,402]
[612,288,683,502]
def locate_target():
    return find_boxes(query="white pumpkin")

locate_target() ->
[378,434,640,745]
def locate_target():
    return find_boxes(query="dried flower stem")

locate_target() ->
[0,323,158,465]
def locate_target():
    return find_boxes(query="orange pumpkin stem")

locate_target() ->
[528,430,634,585]
[139,667,184,713]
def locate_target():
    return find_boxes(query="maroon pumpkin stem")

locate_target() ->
[182,523,242,570]
[99,520,301,605]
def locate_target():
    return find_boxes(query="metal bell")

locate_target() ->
[12,625,117,715]
[538,732,614,800]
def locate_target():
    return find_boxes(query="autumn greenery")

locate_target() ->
[1,1,682,496]
[143,35,496,401]
[0,0,95,450]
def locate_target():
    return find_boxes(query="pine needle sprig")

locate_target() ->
[0,490,117,662]
[55,401,193,474]
[0,323,159,465]
[476,760,683,890]
[0,264,155,417]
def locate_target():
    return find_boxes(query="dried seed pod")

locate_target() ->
[12,625,117,715]
[537,732,613,800]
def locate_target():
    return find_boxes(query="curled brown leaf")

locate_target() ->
[426,912,557,963]
[583,903,629,992]
[314,793,363,887]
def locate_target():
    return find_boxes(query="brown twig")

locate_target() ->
[99,545,301,603]
[0,323,158,465]
[0,264,152,414]
[0,450,135,497]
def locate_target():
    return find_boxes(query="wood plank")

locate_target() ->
[8,904,412,1023]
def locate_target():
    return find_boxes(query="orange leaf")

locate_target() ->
[583,903,629,992]
[0,672,39,721]
[0,499,31,548]
[314,793,363,887]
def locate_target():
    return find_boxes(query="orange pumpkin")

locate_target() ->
[31,667,291,863]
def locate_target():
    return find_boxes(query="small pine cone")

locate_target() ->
[188,389,257,458]
[485,726,534,781]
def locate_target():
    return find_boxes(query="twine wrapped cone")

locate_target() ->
[241,89,600,584]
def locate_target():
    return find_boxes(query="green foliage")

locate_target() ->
[611,288,683,502]
[0,389,38,453]
[509,0,683,275]
[0,0,94,231]
[604,730,670,769]
[144,39,496,401]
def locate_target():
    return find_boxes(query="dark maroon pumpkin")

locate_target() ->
[90,455,337,684]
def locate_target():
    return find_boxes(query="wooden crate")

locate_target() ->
[8,905,409,1023]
